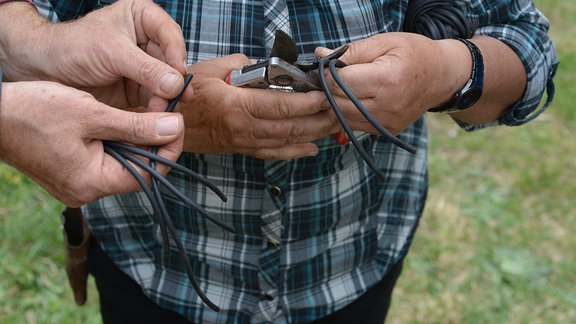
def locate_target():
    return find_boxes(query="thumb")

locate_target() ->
[314,45,360,65]
[93,109,184,146]
[115,48,186,99]
[316,35,390,66]
[314,46,335,58]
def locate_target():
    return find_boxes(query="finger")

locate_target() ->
[97,134,183,198]
[188,54,253,80]
[145,42,194,103]
[146,41,194,102]
[140,41,193,103]
[147,96,170,113]
[104,1,187,99]
[314,46,334,58]
[337,34,392,65]
[316,46,384,99]
[251,110,340,143]
[240,88,328,119]
[149,133,184,176]
[97,150,152,199]
[144,40,167,65]
[250,143,319,160]
[114,49,186,99]
[135,0,188,75]
[87,108,184,146]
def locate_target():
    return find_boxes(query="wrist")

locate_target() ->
[0,2,54,81]
[430,38,484,113]
[431,38,473,108]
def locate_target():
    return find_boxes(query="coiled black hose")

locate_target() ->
[403,0,477,40]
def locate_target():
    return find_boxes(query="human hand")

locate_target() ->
[176,54,339,160]
[315,32,472,135]
[0,81,184,207]
[1,0,192,108]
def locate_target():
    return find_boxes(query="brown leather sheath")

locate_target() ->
[61,207,91,306]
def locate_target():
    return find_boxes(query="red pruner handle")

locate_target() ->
[225,70,233,85]
[334,130,348,145]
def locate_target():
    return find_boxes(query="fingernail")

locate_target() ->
[156,116,180,136]
[158,72,180,95]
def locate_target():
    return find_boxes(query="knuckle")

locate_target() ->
[274,96,293,119]
[286,123,300,144]
[129,114,150,139]
[228,53,252,67]
[138,60,158,83]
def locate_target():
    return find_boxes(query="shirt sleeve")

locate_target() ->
[457,0,559,131]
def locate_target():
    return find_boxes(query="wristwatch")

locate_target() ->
[429,38,484,113]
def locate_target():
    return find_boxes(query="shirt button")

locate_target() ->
[267,240,280,249]
[264,294,274,301]
[270,185,282,197]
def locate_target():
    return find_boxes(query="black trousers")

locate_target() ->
[88,237,403,324]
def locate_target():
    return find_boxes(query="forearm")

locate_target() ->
[443,35,527,125]
[449,0,557,129]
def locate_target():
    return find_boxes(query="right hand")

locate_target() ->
[0,81,184,207]
[175,54,340,160]
[1,0,192,109]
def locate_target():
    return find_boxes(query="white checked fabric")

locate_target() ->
[263,0,291,54]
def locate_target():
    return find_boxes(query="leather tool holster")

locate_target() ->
[61,207,91,306]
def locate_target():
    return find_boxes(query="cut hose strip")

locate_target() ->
[103,74,229,312]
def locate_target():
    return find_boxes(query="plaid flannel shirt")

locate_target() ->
[36,0,557,322]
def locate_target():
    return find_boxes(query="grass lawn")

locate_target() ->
[388,1,576,322]
[1,0,574,323]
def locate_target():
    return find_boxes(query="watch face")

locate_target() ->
[457,87,483,109]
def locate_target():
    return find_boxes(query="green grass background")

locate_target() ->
[1,0,574,322]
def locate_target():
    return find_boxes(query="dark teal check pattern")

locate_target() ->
[38,0,558,322]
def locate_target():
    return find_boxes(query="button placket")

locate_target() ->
[257,160,290,321]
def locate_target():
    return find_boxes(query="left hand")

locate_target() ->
[0,81,185,207]
[315,32,469,135]
[171,54,337,160]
